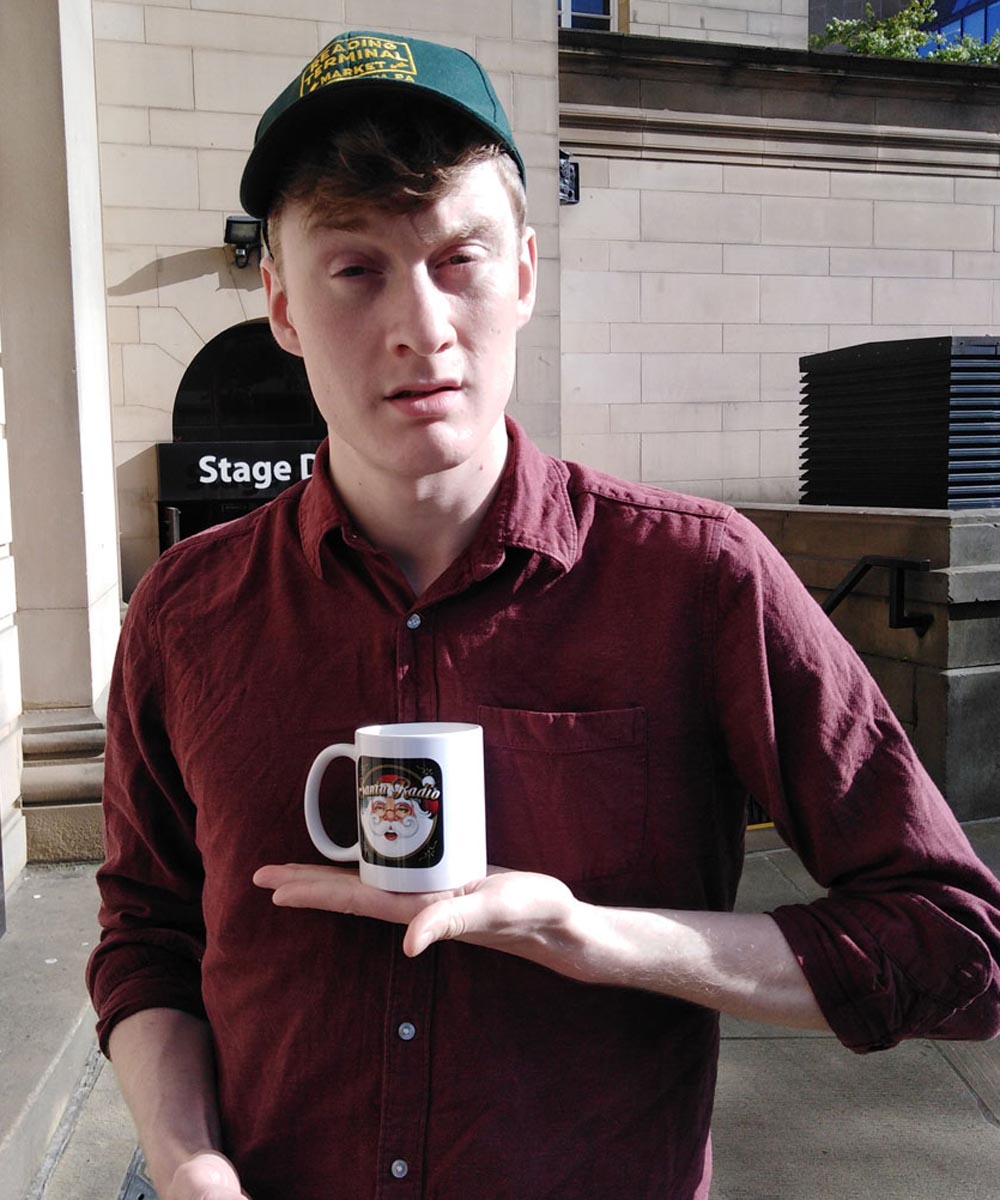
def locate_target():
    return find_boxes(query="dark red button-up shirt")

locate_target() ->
[88,420,1000,1200]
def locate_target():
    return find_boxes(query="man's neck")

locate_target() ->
[327,423,509,598]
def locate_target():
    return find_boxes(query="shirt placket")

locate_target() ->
[375,603,438,1197]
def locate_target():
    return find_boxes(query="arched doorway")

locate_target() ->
[157,320,325,547]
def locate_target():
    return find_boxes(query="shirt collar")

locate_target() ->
[297,417,579,582]
[486,416,578,574]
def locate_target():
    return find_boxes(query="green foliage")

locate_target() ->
[809,0,1000,64]
[929,31,1000,61]
[810,0,937,57]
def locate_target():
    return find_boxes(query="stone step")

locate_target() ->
[22,727,106,762]
[22,761,103,807]
[22,756,104,864]
[22,709,106,766]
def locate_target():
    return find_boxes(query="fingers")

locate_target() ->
[253,863,445,927]
[253,863,481,958]
[253,863,352,891]
[252,865,578,968]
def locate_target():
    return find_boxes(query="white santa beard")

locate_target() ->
[362,809,435,859]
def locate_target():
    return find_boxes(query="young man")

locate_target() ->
[88,31,1000,1200]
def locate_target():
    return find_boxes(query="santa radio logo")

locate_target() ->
[358,757,443,869]
[299,36,417,95]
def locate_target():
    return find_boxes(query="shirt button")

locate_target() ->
[398,1021,416,1041]
[391,1159,409,1179]
[405,612,422,630]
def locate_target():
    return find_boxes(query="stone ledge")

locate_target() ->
[20,709,106,867]
[737,504,1000,569]
[25,805,104,865]
[22,762,103,807]
[20,710,105,865]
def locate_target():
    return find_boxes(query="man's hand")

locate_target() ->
[252,864,586,969]
[167,1151,249,1200]
[253,862,831,1031]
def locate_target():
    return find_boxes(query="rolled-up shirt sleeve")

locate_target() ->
[713,513,1000,1052]
[86,572,207,1054]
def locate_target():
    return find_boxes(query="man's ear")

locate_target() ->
[516,226,538,331]
[261,256,303,357]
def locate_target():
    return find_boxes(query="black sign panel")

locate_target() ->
[157,440,323,502]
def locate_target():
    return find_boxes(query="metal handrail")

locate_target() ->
[822,555,933,637]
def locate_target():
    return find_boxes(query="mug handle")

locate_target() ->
[304,743,360,861]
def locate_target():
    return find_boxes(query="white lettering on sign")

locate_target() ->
[197,454,316,491]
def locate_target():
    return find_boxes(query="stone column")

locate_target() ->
[0,319,25,916]
[0,0,121,876]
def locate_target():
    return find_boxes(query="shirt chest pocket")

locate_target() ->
[478,704,647,888]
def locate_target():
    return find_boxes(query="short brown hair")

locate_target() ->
[266,102,526,267]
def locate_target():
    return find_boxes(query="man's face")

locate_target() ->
[262,159,536,487]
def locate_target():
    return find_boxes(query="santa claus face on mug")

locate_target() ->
[360,778,437,860]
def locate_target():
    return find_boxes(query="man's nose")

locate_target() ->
[388,270,456,357]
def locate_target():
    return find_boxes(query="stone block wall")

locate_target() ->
[559,37,1000,505]
[738,503,1000,821]
[627,0,809,49]
[94,0,561,593]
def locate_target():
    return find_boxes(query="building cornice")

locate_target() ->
[559,29,1000,175]
[559,28,1000,98]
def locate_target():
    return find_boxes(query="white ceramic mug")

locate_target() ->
[304,722,486,892]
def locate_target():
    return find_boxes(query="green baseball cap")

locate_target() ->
[239,30,525,219]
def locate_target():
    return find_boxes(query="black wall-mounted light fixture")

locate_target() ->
[224,214,263,268]
[559,150,580,205]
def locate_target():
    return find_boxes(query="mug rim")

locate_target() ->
[358,721,481,738]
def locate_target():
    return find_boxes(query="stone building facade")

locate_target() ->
[629,0,808,47]
[558,34,1000,503]
[1,0,999,895]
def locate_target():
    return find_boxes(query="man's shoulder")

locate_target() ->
[561,456,736,527]
[134,483,306,609]
[548,454,787,585]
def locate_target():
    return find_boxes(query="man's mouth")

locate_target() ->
[383,831,398,840]
[387,382,460,401]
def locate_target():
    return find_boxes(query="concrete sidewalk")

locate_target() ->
[8,821,1000,1200]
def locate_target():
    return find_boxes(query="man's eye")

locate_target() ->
[337,265,371,278]
[442,252,476,267]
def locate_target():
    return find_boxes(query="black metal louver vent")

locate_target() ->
[799,336,1000,509]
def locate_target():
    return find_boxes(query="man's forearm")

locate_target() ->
[421,883,833,1030]
[563,904,830,1029]
[255,864,831,1031]
[107,1008,236,1196]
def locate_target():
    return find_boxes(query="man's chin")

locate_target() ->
[390,416,508,479]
